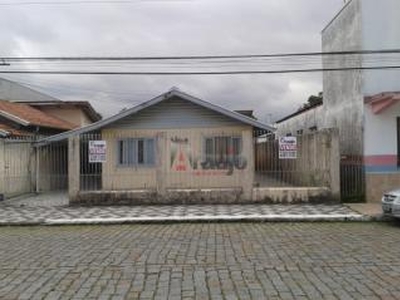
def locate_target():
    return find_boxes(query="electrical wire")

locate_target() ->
[2,49,400,61]
[2,65,400,75]
[0,0,191,6]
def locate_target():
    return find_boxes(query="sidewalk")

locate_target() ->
[0,193,383,225]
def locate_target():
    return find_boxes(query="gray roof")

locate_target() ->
[37,89,276,145]
[0,77,60,102]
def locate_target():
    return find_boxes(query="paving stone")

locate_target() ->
[0,223,399,299]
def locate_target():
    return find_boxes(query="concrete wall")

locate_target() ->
[322,0,364,156]
[366,173,400,203]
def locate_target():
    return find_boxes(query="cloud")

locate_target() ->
[0,0,344,122]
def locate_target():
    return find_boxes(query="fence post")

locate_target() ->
[35,146,40,193]
[68,135,80,203]
[329,128,341,201]
[156,132,166,197]
[0,139,4,200]
[242,129,254,200]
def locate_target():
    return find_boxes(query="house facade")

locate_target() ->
[0,100,76,199]
[276,0,400,202]
[40,89,287,204]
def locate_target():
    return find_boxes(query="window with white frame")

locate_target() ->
[118,138,155,166]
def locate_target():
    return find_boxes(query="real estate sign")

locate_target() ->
[279,136,297,159]
[89,140,106,163]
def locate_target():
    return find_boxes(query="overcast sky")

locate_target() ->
[0,0,345,122]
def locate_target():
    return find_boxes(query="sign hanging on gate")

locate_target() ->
[279,136,297,159]
[89,140,106,163]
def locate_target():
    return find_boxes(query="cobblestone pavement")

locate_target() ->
[0,222,400,299]
[0,203,364,225]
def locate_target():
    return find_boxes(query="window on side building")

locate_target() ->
[118,138,155,167]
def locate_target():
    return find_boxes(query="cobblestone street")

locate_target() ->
[0,222,400,299]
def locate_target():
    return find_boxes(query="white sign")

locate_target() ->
[279,136,297,159]
[89,140,106,163]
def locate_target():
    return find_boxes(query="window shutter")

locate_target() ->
[146,139,155,165]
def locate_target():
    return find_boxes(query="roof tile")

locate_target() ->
[0,100,76,130]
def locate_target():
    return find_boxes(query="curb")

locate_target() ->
[0,214,376,226]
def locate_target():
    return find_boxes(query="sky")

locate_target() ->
[0,0,345,122]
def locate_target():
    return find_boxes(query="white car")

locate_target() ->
[382,189,400,216]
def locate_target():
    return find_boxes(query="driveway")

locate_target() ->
[0,222,399,299]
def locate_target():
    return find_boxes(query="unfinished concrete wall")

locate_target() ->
[322,0,364,156]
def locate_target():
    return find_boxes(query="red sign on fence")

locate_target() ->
[279,136,297,159]
[89,140,106,163]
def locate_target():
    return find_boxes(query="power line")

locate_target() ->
[1,65,400,75]
[0,0,190,6]
[2,49,400,61]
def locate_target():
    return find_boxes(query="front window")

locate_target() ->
[203,136,242,167]
[118,138,155,166]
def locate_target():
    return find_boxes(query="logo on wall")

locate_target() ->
[170,136,247,176]
[170,136,195,172]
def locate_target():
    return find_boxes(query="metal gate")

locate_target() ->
[36,141,69,193]
[0,137,35,198]
[340,155,365,202]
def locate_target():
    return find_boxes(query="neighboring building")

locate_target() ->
[0,100,76,137]
[16,101,102,127]
[275,98,323,137]
[0,78,101,200]
[275,0,400,202]
[40,89,278,204]
[0,77,102,128]
[0,101,76,198]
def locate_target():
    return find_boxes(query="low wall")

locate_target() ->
[70,187,336,205]
[253,187,336,204]
[366,173,400,203]
[71,188,244,205]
